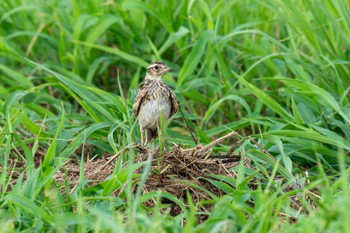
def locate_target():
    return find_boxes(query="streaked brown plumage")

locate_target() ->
[132,62,178,145]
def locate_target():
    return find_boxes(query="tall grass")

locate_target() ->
[1,0,350,232]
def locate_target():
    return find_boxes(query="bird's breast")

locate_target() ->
[138,96,172,129]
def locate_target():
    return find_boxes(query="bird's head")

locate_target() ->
[145,62,172,79]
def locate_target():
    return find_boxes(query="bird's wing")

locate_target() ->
[169,90,179,118]
[132,89,147,118]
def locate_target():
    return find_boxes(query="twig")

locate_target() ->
[209,155,241,163]
[247,135,277,161]
[209,155,241,159]
[98,145,130,171]
[225,141,241,156]
[196,131,237,158]
[178,104,199,145]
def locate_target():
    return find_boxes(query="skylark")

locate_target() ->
[132,62,178,145]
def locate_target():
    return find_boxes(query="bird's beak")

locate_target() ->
[161,67,173,75]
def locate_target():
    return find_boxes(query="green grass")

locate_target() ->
[1,0,350,232]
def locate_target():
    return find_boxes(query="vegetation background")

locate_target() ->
[1,0,350,232]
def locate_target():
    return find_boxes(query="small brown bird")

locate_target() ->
[132,62,178,145]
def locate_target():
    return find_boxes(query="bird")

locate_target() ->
[132,62,178,145]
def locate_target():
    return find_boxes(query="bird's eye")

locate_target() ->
[154,65,159,70]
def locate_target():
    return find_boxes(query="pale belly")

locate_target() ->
[138,98,171,130]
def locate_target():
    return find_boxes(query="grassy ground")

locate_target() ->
[1,0,350,232]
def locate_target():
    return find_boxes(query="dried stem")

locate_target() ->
[178,105,199,145]
[247,135,277,162]
[196,131,237,157]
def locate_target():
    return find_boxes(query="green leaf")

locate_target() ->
[85,15,121,56]
[203,95,251,125]
[3,91,27,116]
[122,1,173,32]
[0,64,33,88]
[280,78,350,125]
[73,40,148,68]
[178,31,212,86]
[236,74,293,120]
[6,194,52,223]
[264,134,293,173]
[159,26,190,54]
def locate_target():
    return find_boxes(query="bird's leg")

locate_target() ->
[140,127,145,146]
[145,128,152,145]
